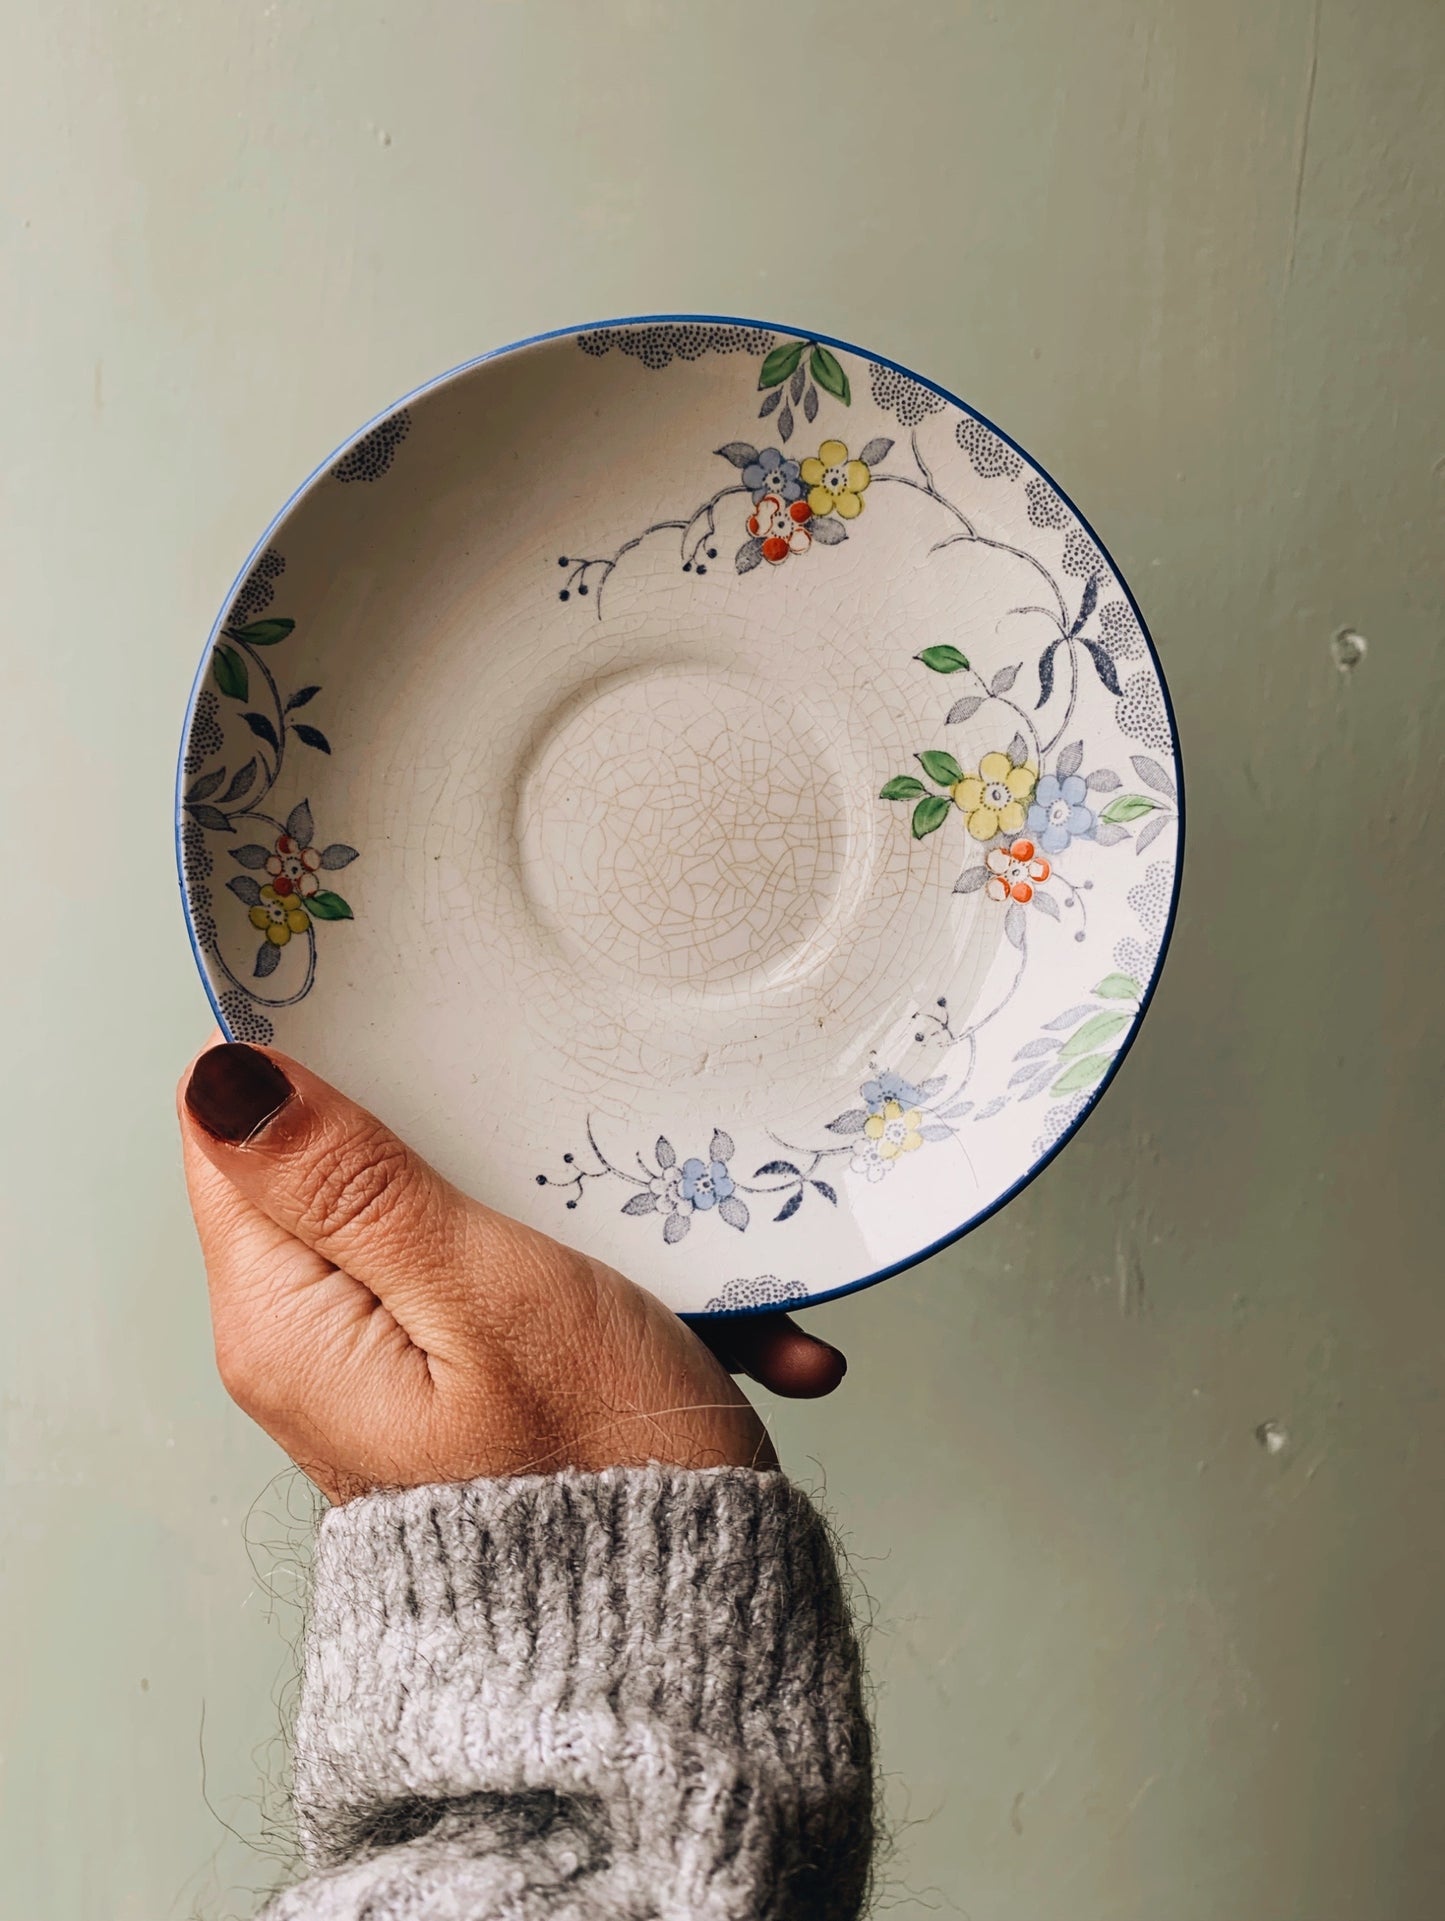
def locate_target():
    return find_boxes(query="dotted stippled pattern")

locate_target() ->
[1033,1091,1090,1159]
[956,416,1022,480]
[183,690,223,773]
[219,989,275,1046]
[1127,861,1173,936]
[702,1274,810,1314]
[1116,667,1172,753]
[868,362,945,427]
[1025,477,1068,530]
[1062,526,1103,581]
[227,548,286,626]
[1098,599,1146,661]
[577,324,773,369]
[188,882,218,955]
[332,410,411,483]
[180,820,213,883]
[1113,933,1160,982]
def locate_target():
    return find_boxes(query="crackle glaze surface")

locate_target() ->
[178,318,1181,1315]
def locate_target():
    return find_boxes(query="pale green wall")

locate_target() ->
[3,3,1442,1916]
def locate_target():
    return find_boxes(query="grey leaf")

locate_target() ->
[1086,768,1122,791]
[1131,753,1177,800]
[810,515,847,544]
[1135,813,1169,854]
[989,663,1021,695]
[186,767,226,803]
[715,441,760,468]
[735,536,765,575]
[778,403,794,444]
[285,798,314,846]
[1023,1066,1059,1099]
[226,874,263,907]
[319,843,359,869]
[1032,888,1061,920]
[946,696,984,725]
[219,760,258,804]
[803,383,819,422]
[1092,821,1129,846]
[1056,739,1084,779]
[975,1096,1006,1120]
[811,1180,838,1205]
[718,1195,750,1232]
[186,804,233,832]
[858,436,894,467]
[938,1098,973,1120]
[1045,1005,1095,1030]
[826,1108,868,1135]
[230,842,270,868]
[254,940,281,978]
[1007,732,1028,764]
[774,1191,803,1224]
[1081,638,1123,694]
[754,1160,800,1178]
[954,864,990,894]
[710,1129,735,1164]
[656,1136,676,1169]
[918,1075,948,1097]
[790,362,806,405]
[920,1123,953,1142]
[758,389,782,419]
[1009,1062,1044,1088]
[622,1192,658,1216]
[1004,902,1026,949]
[1015,1036,1061,1059]
[663,1210,691,1245]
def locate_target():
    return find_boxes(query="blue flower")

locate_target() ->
[741,447,802,504]
[1027,773,1095,854]
[680,1157,735,1211]
[862,1070,923,1114]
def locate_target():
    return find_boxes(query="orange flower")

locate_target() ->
[985,837,1051,904]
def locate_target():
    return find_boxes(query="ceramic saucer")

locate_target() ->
[178,317,1182,1316]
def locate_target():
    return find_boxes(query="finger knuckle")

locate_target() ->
[296,1123,417,1246]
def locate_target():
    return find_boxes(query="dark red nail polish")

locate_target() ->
[186,1044,294,1143]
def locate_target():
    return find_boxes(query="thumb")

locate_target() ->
[180,1041,519,1361]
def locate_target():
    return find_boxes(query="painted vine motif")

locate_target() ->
[181,550,358,1016]
[539,1059,977,1243]
[545,325,1179,1248]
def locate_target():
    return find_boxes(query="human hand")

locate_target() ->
[179,1041,846,1502]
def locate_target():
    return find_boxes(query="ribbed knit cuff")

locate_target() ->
[291,1466,873,1919]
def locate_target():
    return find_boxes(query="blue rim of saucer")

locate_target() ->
[176,313,1184,1322]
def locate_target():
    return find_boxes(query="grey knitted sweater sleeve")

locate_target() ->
[261,1466,875,1919]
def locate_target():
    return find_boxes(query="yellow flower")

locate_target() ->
[800,439,872,519]
[863,1099,924,1161]
[951,750,1037,840]
[249,884,311,946]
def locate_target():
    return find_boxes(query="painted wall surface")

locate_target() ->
[2,3,1441,1916]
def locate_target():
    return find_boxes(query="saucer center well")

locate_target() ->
[515,665,850,999]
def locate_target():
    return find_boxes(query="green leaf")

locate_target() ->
[914,644,971,674]
[918,749,964,787]
[911,795,953,839]
[1051,1053,1113,1094]
[306,890,353,921]
[1093,973,1142,1000]
[757,339,808,390]
[233,617,295,645]
[1101,793,1161,824]
[212,644,248,701]
[880,775,927,800]
[809,344,851,404]
[1059,1012,1128,1061]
